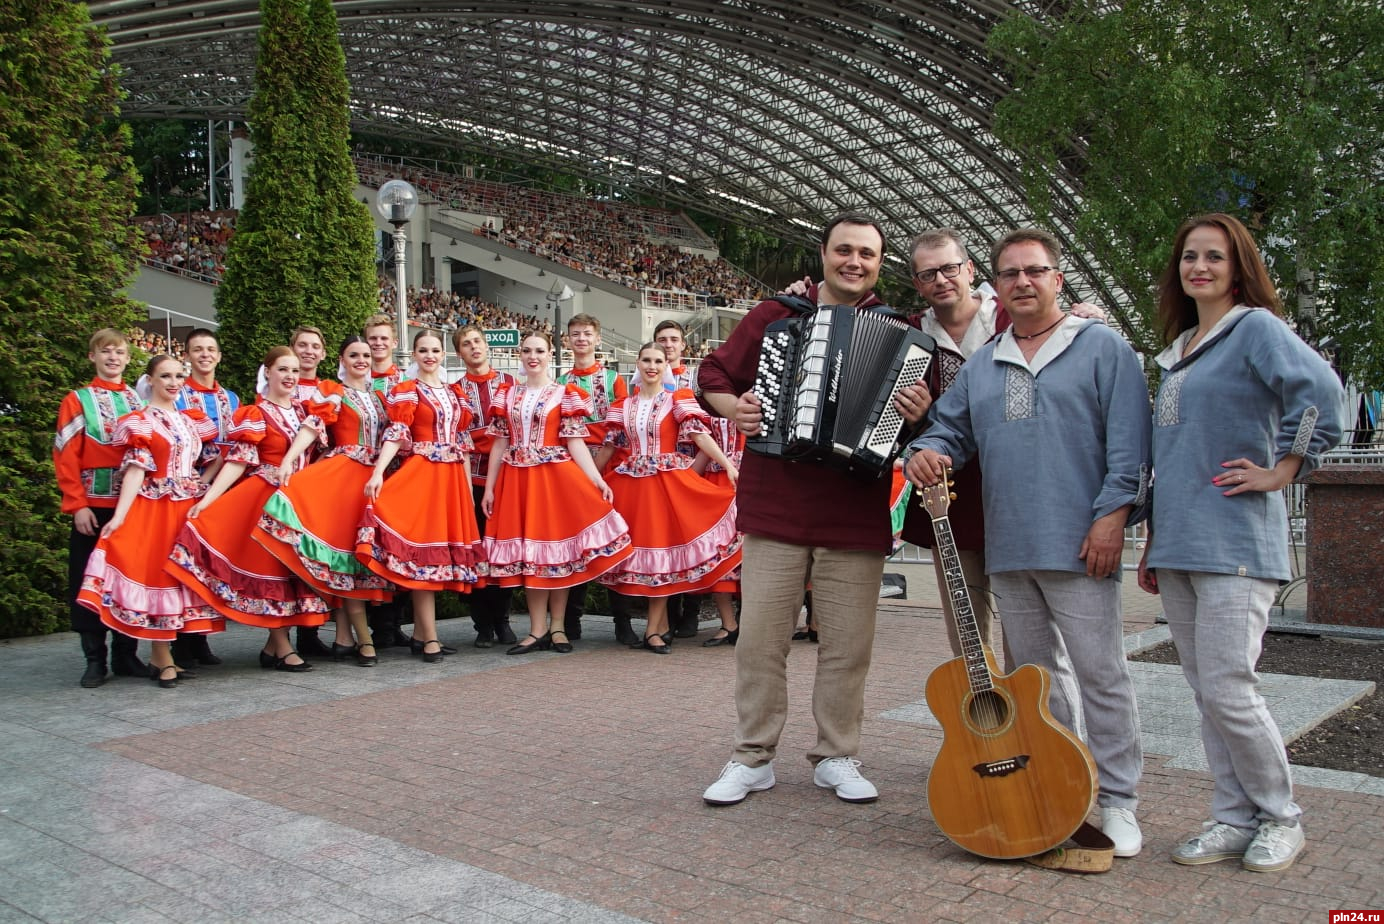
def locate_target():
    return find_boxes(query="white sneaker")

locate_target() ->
[1242,821,1305,872]
[812,757,879,803]
[702,760,775,805]
[1100,807,1143,857]
[1171,821,1255,865]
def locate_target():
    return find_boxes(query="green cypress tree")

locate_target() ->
[213,0,315,391]
[214,0,378,391]
[301,0,378,351]
[0,0,143,635]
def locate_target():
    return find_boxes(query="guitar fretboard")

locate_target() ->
[931,513,993,695]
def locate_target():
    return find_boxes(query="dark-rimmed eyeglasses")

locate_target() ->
[912,262,964,284]
[995,265,1056,283]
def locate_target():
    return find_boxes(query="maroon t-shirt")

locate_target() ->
[697,289,894,553]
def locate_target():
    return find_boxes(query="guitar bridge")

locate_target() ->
[971,755,1030,778]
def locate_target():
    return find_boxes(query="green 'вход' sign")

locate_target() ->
[484,329,520,348]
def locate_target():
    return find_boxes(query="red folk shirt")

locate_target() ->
[457,369,516,486]
[696,288,895,553]
[562,362,628,448]
[54,378,144,513]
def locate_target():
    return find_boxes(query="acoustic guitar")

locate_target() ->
[921,474,1098,859]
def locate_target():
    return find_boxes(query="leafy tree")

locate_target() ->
[0,0,143,635]
[129,119,211,217]
[300,0,377,346]
[215,0,377,392]
[989,0,1384,386]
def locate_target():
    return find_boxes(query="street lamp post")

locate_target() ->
[374,179,418,366]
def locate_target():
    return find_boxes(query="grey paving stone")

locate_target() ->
[1290,764,1384,796]
[2,606,1375,924]
[0,899,43,922]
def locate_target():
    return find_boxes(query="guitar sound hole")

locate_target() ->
[967,690,1010,732]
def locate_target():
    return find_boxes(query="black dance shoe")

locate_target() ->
[506,633,551,656]
[411,638,458,656]
[331,642,358,662]
[149,664,179,689]
[702,627,739,647]
[273,652,314,673]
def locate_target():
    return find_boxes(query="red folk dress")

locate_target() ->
[598,388,742,596]
[483,382,632,589]
[78,407,223,641]
[166,399,332,627]
[256,381,393,602]
[354,380,484,592]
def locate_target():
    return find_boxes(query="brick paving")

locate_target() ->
[0,558,1380,922]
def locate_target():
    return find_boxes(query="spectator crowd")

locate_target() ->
[133,160,768,331]
[139,212,234,281]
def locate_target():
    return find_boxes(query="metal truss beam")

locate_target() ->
[87,1,1147,342]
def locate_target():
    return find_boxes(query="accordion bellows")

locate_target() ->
[749,304,935,477]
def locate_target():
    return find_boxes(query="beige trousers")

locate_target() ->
[732,535,885,767]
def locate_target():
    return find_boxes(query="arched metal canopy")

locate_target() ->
[88,1,1143,341]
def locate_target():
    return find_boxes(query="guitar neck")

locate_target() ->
[931,514,993,693]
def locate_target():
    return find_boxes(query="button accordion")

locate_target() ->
[748,302,935,476]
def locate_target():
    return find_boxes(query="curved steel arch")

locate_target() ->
[88,0,1146,342]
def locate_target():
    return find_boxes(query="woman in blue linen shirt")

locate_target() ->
[1138,213,1345,873]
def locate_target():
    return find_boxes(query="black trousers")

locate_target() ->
[68,508,113,635]
[470,483,512,624]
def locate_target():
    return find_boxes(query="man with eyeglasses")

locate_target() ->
[905,228,1151,860]
[901,229,1104,669]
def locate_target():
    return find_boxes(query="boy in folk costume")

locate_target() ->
[560,314,639,646]
[55,328,147,687]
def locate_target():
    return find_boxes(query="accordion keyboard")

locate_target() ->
[751,326,794,435]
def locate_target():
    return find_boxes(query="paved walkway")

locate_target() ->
[1,560,1380,923]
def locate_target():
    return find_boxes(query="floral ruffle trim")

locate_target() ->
[257,511,391,596]
[79,556,220,632]
[225,441,260,466]
[325,443,379,465]
[139,476,208,501]
[119,447,157,475]
[614,452,695,477]
[411,440,470,463]
[676,417,710,442]
[485,534,632,584]
[383,420,412,450]
[356,528,484,586]
[558,415,588,440]
[502,445,572,467]
[484,511,632,581]
[168,533,329,619]
[601,509,743,589]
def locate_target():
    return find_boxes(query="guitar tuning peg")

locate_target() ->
[949,491,957,501]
